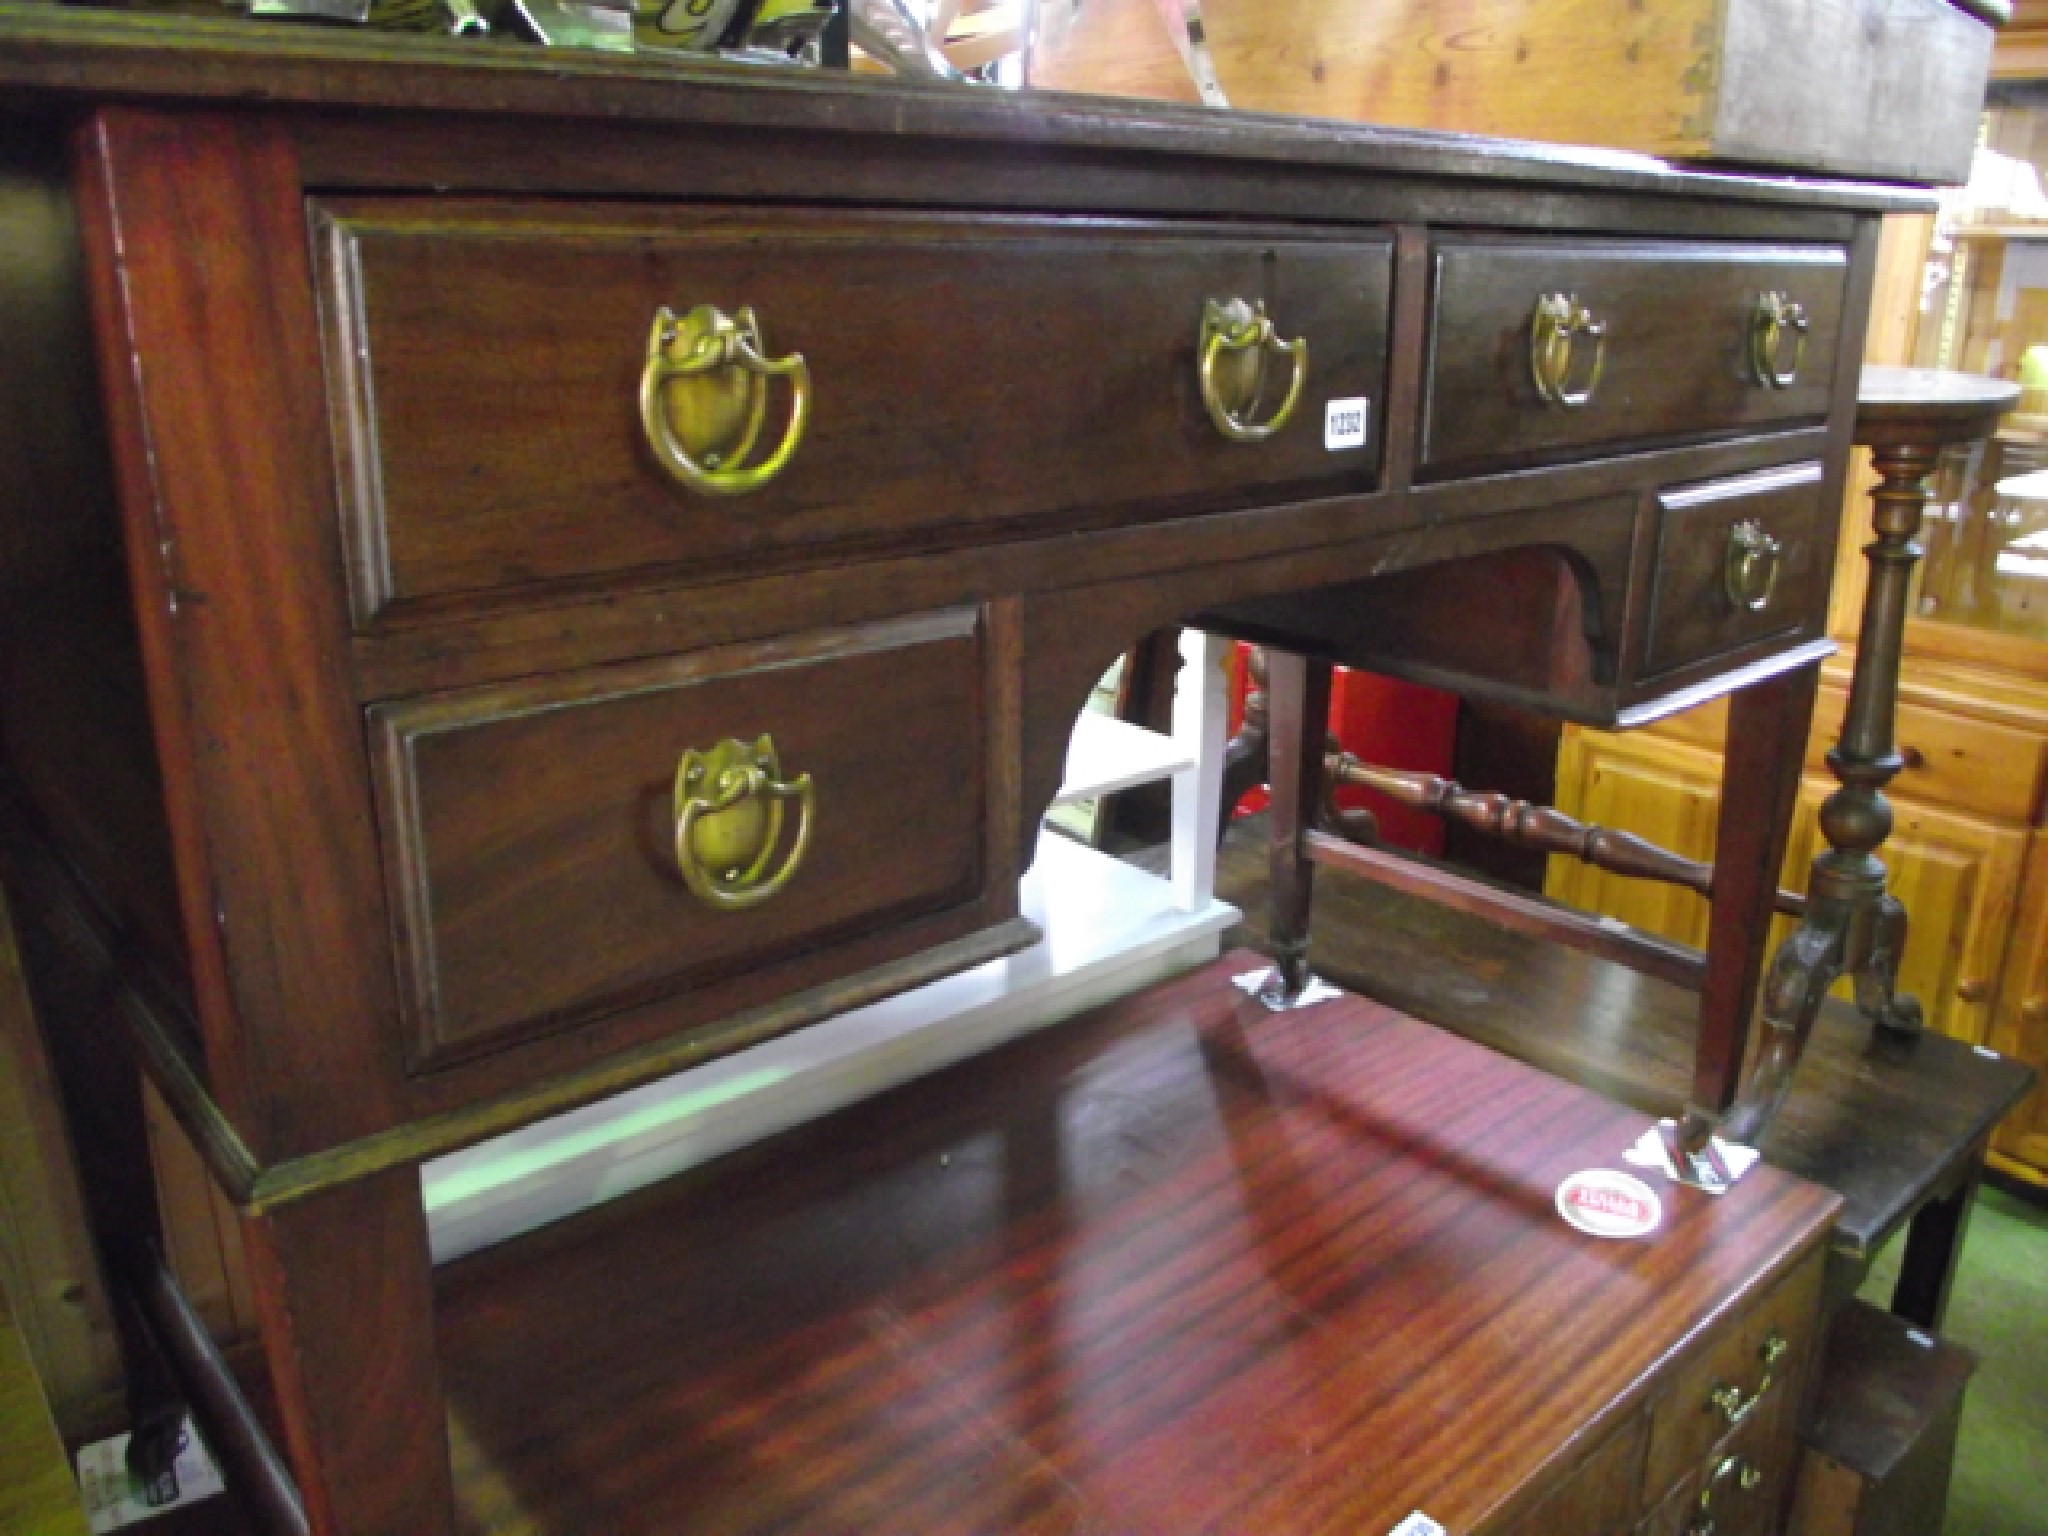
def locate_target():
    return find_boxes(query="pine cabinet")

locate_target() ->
[1548,716,2028,1050]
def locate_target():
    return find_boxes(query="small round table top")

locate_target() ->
[1856,365,2021,448]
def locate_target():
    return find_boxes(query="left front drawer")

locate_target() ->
[369,609,991,1071]
[316,202,1393,621]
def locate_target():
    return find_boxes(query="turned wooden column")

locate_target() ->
[1724,366,2019,1143]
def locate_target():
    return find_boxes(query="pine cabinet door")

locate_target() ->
[1990,833,2048,1186]
[1547,728,1724,949]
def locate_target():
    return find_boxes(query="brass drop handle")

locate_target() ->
[1724,519,1783,612]
[1686,1454,1764,1536]
[640,304,811,497]
[1529,292,1607,409]
[1198,297,1309,443]
[1707,1329,1788,1428]
[673,735,815,911]
[1749,291,1809,390]
[2021,996,2048,1025]
[1957,977,1991,1005]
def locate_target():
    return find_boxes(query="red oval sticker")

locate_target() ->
[1555,1168,1663,1239]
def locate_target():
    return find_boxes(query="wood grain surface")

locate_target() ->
[1420,238,1847,480]
[435,950,1838,1536]
[319,205,1392,621]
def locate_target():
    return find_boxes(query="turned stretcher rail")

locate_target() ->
[1324,753,1810,919]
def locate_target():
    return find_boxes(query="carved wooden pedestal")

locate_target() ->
[1724,367,2020,1141]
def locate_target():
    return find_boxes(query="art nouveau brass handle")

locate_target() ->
[1686,1454,1764,1536]
[1529,292,1606,409]
[1724,519,1784,612]
[1707,1329,1788,1428]
[640,304,810,497]
[1198,297,1308,442]
[673,735,815,911]
[1749,291,1809,390]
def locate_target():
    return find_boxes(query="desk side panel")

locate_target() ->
[0,111,187,1014]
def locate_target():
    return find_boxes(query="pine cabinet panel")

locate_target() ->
[1549,729,2025,1049]
[1990,833,2048,1186]
[1788,782,2026,1047]
[1547,729,1721,948]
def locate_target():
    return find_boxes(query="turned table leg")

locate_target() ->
[1726,368,2018,1145]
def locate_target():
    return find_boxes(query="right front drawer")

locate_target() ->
[1643,462,1830,679]
[1421,238,1848,479]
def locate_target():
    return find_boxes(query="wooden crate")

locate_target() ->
[1030,0,1996,183]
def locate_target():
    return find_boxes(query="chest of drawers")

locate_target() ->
[0,9,1916,1533]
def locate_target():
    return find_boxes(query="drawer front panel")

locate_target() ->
[1809,686,2048,824]
[1422,239,1848,479]
[1643,1245,1822,1504]
[319,203,1393,620]
[370,610,989,1070]
[1643,462,1829,678]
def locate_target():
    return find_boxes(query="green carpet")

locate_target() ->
[1860,1182,2048,1536]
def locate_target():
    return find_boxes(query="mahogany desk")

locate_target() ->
[0,10,1920,1533]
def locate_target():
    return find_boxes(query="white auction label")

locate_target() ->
[1325,396,1370,450]
[1387,1513,1448,1536]
[1555,1168,1663,1239]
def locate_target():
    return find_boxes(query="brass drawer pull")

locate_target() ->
[640,303,811,497]
[1198,297,1308,443]
[1686,1453,1764,1536]
[1749,291,1809,390]
[1724,519,1783,612]
[673,735,815,911]
[1706,1328,1788,1428]
[1529,292,1606,409]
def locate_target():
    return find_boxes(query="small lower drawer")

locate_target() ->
[1644,1245,1824,1504]
[1643,462,1829,679]
[369,608,995,1071]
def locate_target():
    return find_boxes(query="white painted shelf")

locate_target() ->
[1055,711,1194,803]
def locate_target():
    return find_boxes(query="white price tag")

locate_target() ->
[1325,396,1370,451]
[1388,1514,1448,1536]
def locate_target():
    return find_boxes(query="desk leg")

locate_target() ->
[1692,664,1819,1138]
[1890,1155,1984,1332]
[242,1169,454,1536]
[1265,651,1333,1002]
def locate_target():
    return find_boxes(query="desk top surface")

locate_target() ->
[435,949,1837,1536]
[0,3,1927,216]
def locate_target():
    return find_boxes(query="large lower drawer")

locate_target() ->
[368,609,994,1071]
[1421,237,1848,479]
[317,203,1393,621]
